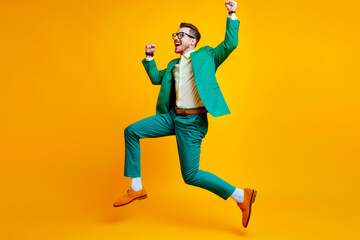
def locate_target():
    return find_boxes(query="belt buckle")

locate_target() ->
[181,109,186,115]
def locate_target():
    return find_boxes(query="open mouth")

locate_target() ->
[175,42,181,47]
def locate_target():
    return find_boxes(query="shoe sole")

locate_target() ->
[244,190,257,228]
[113,194,148,207]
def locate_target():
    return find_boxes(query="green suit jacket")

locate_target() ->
[142,17,240,117]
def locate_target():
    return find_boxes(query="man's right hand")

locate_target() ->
[145,44,156,55]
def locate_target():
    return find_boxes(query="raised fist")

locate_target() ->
[225,0,237,12]
[145,44,156,55]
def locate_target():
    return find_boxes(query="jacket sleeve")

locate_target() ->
[209,17,240,70]
[142,58,167,85]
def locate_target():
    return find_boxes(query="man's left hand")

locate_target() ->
[225,0,237,12]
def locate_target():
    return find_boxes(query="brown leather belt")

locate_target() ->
[175,107,207,115]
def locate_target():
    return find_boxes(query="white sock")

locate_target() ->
[231,188,244,203]
[131,177,143,191]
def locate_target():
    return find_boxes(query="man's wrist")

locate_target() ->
[228,10,236,19]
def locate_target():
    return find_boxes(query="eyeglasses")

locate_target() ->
[172,32,195,40]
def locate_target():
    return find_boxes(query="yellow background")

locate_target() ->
[1,0,359,239]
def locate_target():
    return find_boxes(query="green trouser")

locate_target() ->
[124,108,236,200]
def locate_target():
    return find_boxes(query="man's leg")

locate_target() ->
[174,112,258,228]
[174,113,236,200]
[114,110,175,207]
[124,111,175,177]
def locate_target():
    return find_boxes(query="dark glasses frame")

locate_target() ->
[172,32,195,39]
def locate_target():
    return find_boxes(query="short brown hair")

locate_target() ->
[180,22,201,46]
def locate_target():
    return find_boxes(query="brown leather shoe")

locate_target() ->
[237,188,257,228]
[113,187,148,207]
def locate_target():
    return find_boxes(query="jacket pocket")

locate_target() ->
[212,83,220,89]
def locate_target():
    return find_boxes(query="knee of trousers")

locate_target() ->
[182,172,200,186]
[124,125,138,139]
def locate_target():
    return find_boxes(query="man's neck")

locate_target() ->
[181,48,196,56]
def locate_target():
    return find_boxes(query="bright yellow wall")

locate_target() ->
[1,0,359,239]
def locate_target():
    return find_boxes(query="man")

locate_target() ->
[114,0,257,228]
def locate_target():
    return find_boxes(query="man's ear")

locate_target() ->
[191,39,196,46]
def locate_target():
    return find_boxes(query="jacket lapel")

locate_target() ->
[163,58,180,86]
[190,50,201,85]
[168,58,180,73]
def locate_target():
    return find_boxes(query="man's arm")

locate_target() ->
[210,0,240,69]
[141,43,167,85]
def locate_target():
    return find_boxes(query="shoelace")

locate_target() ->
[116,189,132,202]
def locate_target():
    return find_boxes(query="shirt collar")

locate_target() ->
[182,49,196,60]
